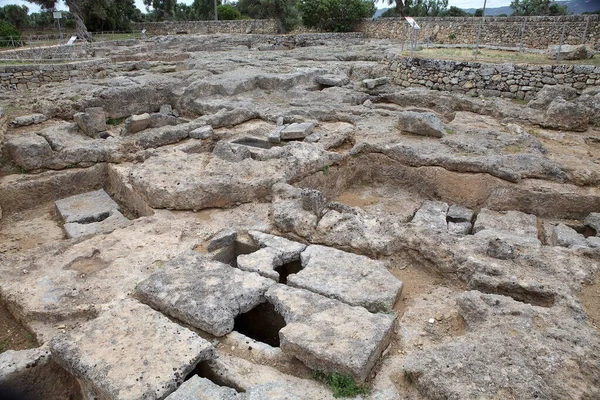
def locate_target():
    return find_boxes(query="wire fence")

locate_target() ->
[0,31,147,63]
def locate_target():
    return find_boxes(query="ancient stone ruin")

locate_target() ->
[0,32,599,400]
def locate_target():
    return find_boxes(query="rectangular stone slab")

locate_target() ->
[136,251,275,336]
[289,244,402,312]
[266,285,395,382]
[49,299,215,400]
[55,189,120,223]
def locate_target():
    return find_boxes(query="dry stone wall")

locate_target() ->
[385,55,600,99]
[361,15,600,50]
[0,59,109,91]
[132,19,278,35]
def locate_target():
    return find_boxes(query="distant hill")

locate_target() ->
[375,0,599,18]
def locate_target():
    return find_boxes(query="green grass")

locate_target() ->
[0,340,7,353]
[321,165,330,175]
[106,117,124,126]
[313,371,371,398]
[403,369,413,384]
[512,98,529,105]
[445,127,455,135]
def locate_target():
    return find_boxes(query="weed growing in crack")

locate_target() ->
[321,165,330,175]
[312,370,370,398]
[403,369,413,384]
[106,117,124,126]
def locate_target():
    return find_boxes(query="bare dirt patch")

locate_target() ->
[0,303,37,353]
[580,278,600,330]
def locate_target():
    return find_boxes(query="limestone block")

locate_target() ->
[397,111,446,138]
[190,125,213,139]
[10,113,47,128]
[584,212,600,235]
[122,113,151,135]
[165,376,242,400]
[55,189,120,224]
[315,74,349,87]
[280,122,317,140]
[551,224,588,248]
[50,299,215,400]
[473,209,538,239]
[411,200,449,231]
[290,245,403,312]
[266,285,395,382]
[63,210,130,239]
[248,231,307,263]
[136,251,275,336]
[73,107,107,138]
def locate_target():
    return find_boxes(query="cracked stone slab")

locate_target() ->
[551,223,588,248]
[288,244,402,312]
[248,230,306,263]
[411,200,449,231]
[136,251,275,336]
[55,189,120,223]
[166,376,243,400]
[50,299,215,400]
[237,247,282,281]
[265,285,395,382]
[63,209,130,239]
[473,208,539,239]
[584,212,600,235]
[280,122,317,140]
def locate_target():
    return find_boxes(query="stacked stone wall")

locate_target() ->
[0,59,109,91]
[384,54,600,99]
[132,19,278,35]
[360,15,600,49]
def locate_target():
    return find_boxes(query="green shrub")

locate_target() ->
[218,4,242,20]
[312,370,371,398]
[0,20,21,48]
[299,0,375,32]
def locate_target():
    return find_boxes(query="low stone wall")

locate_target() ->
[132,19,278,36]
[384,54,600,99]
[361,15,600,50]
[0,59,110,91]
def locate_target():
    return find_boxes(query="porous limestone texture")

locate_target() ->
[397,111,446,138]
[55,189,120,224]
[266,285,395,382]
[136,251,275,336]
[165,376,242,400]
[73,107,108,138]
[63,209,130,239]
[411,200,449,231]
[291,244,403,312]
[50,299,215,400]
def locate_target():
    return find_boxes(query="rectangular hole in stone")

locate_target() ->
[211,239,259,268]
[184,361,242,392]
[233,302,286,348]
[275,260,303,284]
[75,211,111,225]
[231,137,273,149]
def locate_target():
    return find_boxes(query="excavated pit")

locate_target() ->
[233,302,286,348]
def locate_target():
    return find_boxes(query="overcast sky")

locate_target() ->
[1,0,512,13]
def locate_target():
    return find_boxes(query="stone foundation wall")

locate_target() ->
[132,19,278,35]
[384,54,600,99]
[361,15,600,49]
[0,59,109,91]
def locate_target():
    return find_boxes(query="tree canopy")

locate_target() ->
[510,0,568,16]
[299,0,374,32]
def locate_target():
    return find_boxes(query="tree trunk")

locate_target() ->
[274,16,286,34]
[65,0,91,40]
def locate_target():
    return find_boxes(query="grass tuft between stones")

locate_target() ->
[312,370,371,398]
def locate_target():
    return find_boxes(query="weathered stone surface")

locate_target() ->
[166,376,242,400]
[189,125,213,139]
[266,285,395,382]
[315,74,349,87]
[411,200,448,231]
[280,122,317,140]
[160,104,174,115]
[136,251,275,336]
[290,244,402,312]
[584,212,600,235]
[248,230,306,263]
[397,111,446,138]
[486,237,516,259]
[4,133,54,170]
[528,85,578,110]
[55,189,120,223]
[447,204,474,222]
[10,113,47,127]
[63,209,130,239]
[207,229,237,252]
[122,113,151,135]
[0,347,82,400]
[551,223,588,248]
[363,77,389,89]
[403,291,600,400]
[547,44,593,60]
[236,247,282,281]
[300,188,327,218]
[448,221,472,235]
[50,299,215,400]
[473,209,538,238]
[541,97,589,132]
[73,107,107,138]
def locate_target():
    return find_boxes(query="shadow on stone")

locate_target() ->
[275,260,303,284]
[233,302,286,347]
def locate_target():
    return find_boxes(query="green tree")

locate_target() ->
[299,0,374,32]
[83,0,141,31]
[443,5,469,17]
[174,3,193,20]
[385,0,448,17]
[474,8,483,16]
[0,20,21,47]
[28,0,91,39]
[144,0,177,20]
[510,0,567,16]
[0,5,30,29]
[191,0,220,20]
[218,4,242,19]
[236,0,299,32]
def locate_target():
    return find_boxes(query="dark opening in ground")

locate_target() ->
[184,361,242,392]
[232,137,274,149]
[275,260,303,284]
[233,302,286,347]
[211,239,259,268]
[582,226,597,238]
